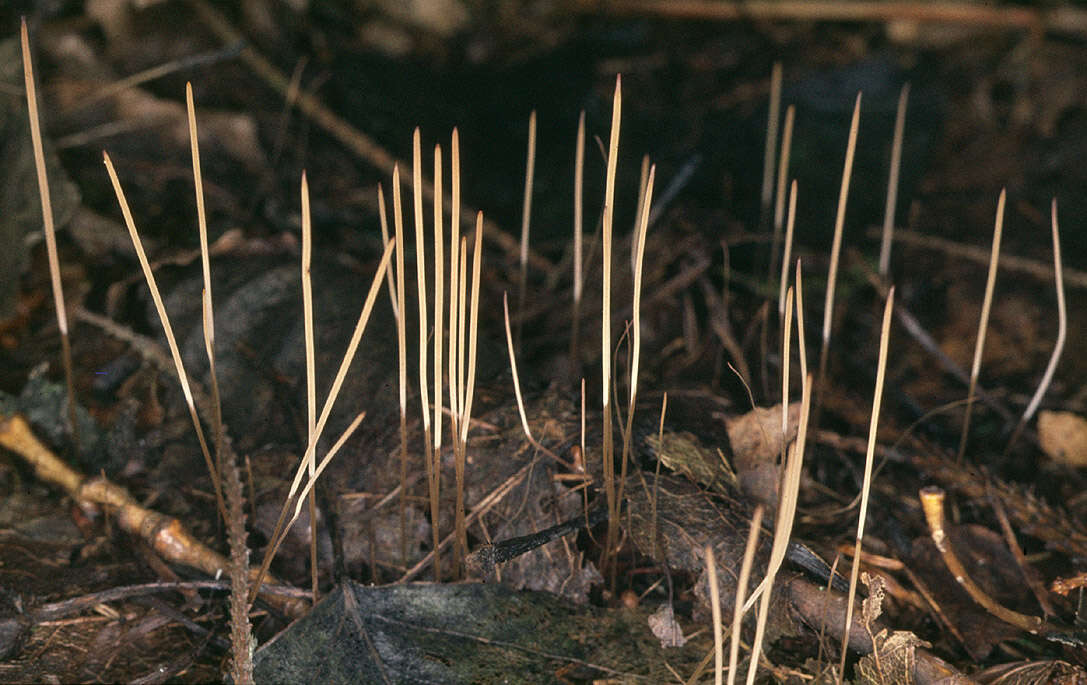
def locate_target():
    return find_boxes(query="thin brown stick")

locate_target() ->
[21,18,79,453]
[839,287,894,682]
[919,487,1045,635]
[869,226,1087,289]
[878,83,910,276]
[0,413,304,618]
[958,189,1005,461]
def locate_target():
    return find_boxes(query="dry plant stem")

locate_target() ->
[760,62,783,228]
[187,0,549,273]
[631,154,650,272]
[601,76,622,577]
[988,488,1055,616]
[187,89,251,680]
[186,84,225,482]
[411,129,437,578]
[103,152,228,525]
[516,111,537,350]
[0,413,304,618]
[249,238,396,606]
[781,286,794,464]
[878,83,910,276]
[746,372,810,684]
[817,93,861,416]
[300,172,319,601]
[449,132,467,569]
[769,106,796,291]
[958,189,1005,462]
[223,442,254,684]
[794,260,808,381]
[449,132,462,425]
[618,166,655,530]
[377,185,399,320]
[705,545,724,685]
[21,19,79,453]
[839,287,894,683]
[392,165,410,566]
[432,143,446,579]
[728,506,764,685]
[778,181,798,318]
[1007,198,1065,452]
[571,111,586,363]
[459,213,484,444]
[919,487,1045,635]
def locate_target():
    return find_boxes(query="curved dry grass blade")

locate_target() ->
[1008,198,1065,450]
[958,189,1005,461]
[503,292,535,443]
[102,152,227,525]
[839,287,894,680]
[879,83,910,276]
[22,19,79,451]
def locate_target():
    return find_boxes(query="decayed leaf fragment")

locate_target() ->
[1038,410,1087,467]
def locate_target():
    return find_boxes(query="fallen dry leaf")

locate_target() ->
[1038,410,1087,468]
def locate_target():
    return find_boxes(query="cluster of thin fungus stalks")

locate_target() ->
[18,14,1074,677]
